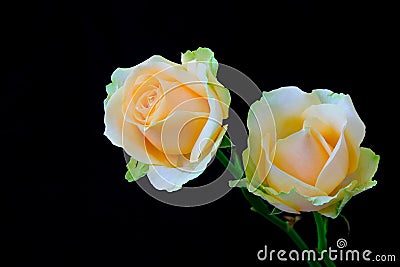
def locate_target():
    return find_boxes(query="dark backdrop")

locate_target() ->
[3,1,397,266]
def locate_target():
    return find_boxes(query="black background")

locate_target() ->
[3,1,398,266]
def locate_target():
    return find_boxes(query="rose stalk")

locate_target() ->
[216,149,322,267]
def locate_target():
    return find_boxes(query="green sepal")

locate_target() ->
[125,157,149,182]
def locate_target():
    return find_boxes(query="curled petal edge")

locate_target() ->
[230,147,379,218]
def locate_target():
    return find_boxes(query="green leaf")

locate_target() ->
[181,47,218,76]
[125,157,149,182]
[219,134,234,148]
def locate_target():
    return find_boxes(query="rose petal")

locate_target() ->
[318,148,379,218]
[147,126,227,191]
[273,128,330,186]
[190,94,224,162]
[233,148,378,217]
[241,184,330,214]
[182,55,229,118]
[302,104,350,194]
[265,187,325,212]
[122,75,164,125]
[302,104,349,194]
[122,56,208,104]
[331,147,380,195]
[245,93,276,189]
[144,110,209,155]
[308,125,333,155]
[104,88,166,165]
[111,67,134,87]
[147,164,207,192]
[158,59,208,98]
[263,86,320,139]
[155,79,210,119]
[248,93,277,157]
[312,89,365,173]
[206,69,231,119]
[185,58,230,144]
[303,116,337,149]
[181,47,219,76]
[257,193,300,214]
[315,131,349,194]
[266,164,327,196]
[302,104,347,147]
[120,56,177,90]
[104,88,124,146]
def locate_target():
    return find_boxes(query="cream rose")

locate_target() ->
[233,86,379,218]
[104,48,230,192]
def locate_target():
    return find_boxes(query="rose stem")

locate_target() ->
[313,212,336,267]
[216,149,323,267]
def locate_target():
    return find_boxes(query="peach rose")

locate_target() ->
[232,87,379,218]
[104,48,230,192]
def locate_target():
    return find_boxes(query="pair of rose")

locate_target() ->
[104,48,378,218]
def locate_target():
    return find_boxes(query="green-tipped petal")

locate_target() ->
[207,79,231,119]
[181,47,230,119]
[248,186,301,214]
[111,67,135,87]
[318,147,379,218]
[231,148,378,218]
[104,67,134,109]
[104,82,119,108]
[245,93,276,190]
[181,47,218,76]
[312,89,366,173]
